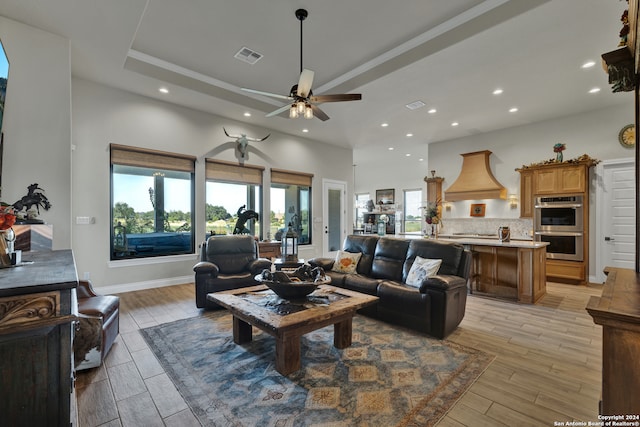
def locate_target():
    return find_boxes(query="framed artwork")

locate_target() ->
[376,189,395,204]
[470,203,486,217]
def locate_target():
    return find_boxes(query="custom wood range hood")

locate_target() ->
[444,150,507,201]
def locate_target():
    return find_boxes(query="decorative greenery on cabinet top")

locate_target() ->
[515,154,600,171]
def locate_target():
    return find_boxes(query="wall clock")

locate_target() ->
[618,124,635,148]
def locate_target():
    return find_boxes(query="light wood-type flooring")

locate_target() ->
[76,281,604,426]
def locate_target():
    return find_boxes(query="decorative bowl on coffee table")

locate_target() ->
[254,274,332,300]
[263,281,319,299]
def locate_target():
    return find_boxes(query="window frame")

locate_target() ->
[403,188,423,234]
[205,159,264,239]
[110,144,196,260]
[270,168,313,245]
[354,193,371,230]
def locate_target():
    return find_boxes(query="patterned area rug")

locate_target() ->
[141,311,493,427]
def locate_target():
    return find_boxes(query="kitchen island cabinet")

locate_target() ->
[438,238,549,303]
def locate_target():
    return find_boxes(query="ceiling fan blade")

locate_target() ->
[310,104,330,121]
[310,93,362,103]
[265,103,293,118]
[297,69,314,98]
[241,87,292,101]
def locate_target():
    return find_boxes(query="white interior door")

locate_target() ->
[596,159,635,282]
[322,179,346,258]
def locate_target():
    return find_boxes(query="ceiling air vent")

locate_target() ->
[234,47,263,65]
[405,100,426,110]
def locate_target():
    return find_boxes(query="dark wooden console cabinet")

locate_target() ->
[586,267,640,415]
[0,250,78,426]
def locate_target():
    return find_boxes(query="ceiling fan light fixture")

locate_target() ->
[304,104,313,119]
[243,8,360,122]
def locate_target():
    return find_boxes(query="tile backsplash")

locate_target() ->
[437,218,534,239]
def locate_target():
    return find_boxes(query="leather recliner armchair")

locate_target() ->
[193,235,272,309]
[73,280,120,370]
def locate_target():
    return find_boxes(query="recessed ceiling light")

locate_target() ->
[243,112,251,117]
[419,158,424,162]
[509,107,518,113]
[428,108,437,114]
[493,88,503,95]
[405,153,411,157]
[582,61,596,69]
[381,123,389,127]
[302,128,309,133]
[159,87,169,94]
[406,133,413,137]
[451,122,459,127]
[589,87,601,93]
[388,147,394,151]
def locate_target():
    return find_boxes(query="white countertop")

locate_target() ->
[436,237,549,249]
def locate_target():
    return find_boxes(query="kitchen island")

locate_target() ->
[437,236,549,303]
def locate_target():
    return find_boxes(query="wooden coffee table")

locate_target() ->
[207,284,378,375]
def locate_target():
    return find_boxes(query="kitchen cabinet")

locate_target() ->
[534,164,586,194]
[516,158,596,285]
[439,238,548,303]
[473,245,519,299]
[425,176,443,208]
[471,244,547,303]
[546,258,585,282]
[519,169,534,218]
[0,250,78,426]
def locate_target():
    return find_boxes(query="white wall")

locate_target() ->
[71,78,353,291]
[0,16,72,249]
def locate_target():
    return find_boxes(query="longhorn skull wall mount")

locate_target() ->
[223,127,270,158]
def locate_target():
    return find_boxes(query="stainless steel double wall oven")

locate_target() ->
[534,195,584,261]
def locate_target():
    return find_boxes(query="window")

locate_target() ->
[404,189,422,234]
[354,193,370,230]
[205,160,263,238]
[270,168,313,244]
[110,144,195,260]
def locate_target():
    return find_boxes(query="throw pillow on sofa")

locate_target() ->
[332,250,362,274]
[406,256,442,287]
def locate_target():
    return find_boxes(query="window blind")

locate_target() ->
[205,159,264,185]
[270,168,313,187]
[110,144,195,173]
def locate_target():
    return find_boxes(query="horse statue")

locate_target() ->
[12,183,52,220]
[233,205,259,234]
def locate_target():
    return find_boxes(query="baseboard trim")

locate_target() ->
[97,275,193,295]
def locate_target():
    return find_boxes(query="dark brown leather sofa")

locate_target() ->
[193,235,272,309]
[309,235,471,339]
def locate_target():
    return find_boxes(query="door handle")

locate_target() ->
[604,236,615,241]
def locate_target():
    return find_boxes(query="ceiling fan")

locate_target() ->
[241,8,362,121]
